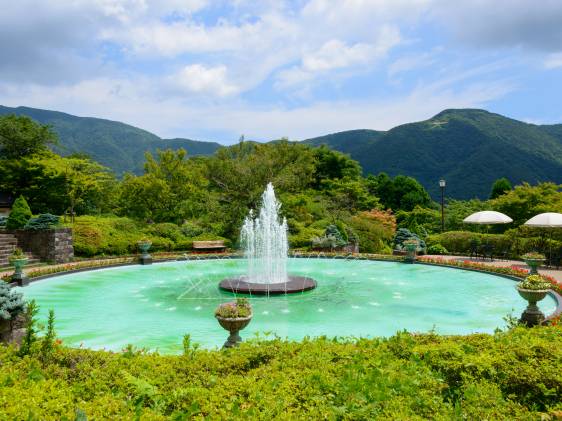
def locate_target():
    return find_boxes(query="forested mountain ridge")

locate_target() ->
[1,105,561,199]
[0,105,222,175]
[304,109,562,199]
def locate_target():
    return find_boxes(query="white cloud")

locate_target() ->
[544,53,562,70]
[172,64,239,97]
[0,58,515,142]
[302,39,383,72]
[276,26,401,89]
[0,0,557,143]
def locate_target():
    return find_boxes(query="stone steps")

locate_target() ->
[0,232,42,267]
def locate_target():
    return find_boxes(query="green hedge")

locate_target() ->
[0,327,561,419]
[69,216,229,257]
[425,231,556,257]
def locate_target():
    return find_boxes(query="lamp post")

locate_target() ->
[439,179,446,232]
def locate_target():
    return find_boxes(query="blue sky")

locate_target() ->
[1,0,561,144]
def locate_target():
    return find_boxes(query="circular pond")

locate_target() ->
[19,258,558,353]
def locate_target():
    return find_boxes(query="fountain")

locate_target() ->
[219,183,316,295]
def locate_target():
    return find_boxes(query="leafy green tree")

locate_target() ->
[43,155,117,219]
[0,152,115,215]
[367,173,432,211]
[118,149,211,224]
[312,146,362,188]
[6,195,32,229]
[205,141,316,237]
[0,115,57,159]
[321,177,378,215]
[396,206,441,235]
[444,199,487,232]
[490,178,512,199]
[491,182,562,226]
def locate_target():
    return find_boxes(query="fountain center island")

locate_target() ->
[219,183,317,295]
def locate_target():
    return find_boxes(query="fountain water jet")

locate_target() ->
[219,183,316,295]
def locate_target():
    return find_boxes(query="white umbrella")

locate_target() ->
[524,212,562,228]
[463,211,512,260]
[524,213,562,266]
[463,211,513,224]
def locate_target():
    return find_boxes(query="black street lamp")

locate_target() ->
[439,179,446,232]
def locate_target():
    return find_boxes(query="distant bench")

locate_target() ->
[192,240,227,253]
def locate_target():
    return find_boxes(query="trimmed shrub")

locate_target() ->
[6,196,32,230]
[427,244,448,255]
[0,326,561,419]
[393,228,426,251]
[0,282,25,320]
[426,231,514,255]
[289,226,325,249]
[24,213,60,230]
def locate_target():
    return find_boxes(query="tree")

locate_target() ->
[491,182,562,226]
[347,209,396,253]
[205,141,316,237]
[6,195,32,229]
[0,115,57,159]
[490,177,512,199]
[367,173,432,211]
[118,149,211,223]
[444,199,487,232]
[312,146,362,188]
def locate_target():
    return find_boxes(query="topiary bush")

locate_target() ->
[0,282,25,321]
[393,228,426,252]
[24,213,60,230]
[427,244,448,255]
[6,196,32,230]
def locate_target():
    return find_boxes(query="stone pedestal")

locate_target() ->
[517,288,548,327]
[216,315,252,348]
[404,244,417,263]
[139,255,153,265]
[12,273,29,287]
[137,241,153,265]
[524,258,545,276]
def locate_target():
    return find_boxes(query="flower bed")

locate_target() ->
[418,256,562,296]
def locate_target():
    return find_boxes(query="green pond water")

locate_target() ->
[18,258,558,353]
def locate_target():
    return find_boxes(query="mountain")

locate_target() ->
[304,109,562,199]
[2,105,561,199]
[0,105,222,175]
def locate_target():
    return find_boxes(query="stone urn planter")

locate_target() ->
[9,255,29,286]
[522,253,545,275]
[403,241,418,264]
[137,240,152,265]
[516,275,551,326]
[517,288,549,326]
[216,314,253,348]
[215,299,252,348]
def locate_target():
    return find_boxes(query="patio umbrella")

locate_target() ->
[463,211,513,259]
[524,213,562,265]
[463,211,513,224]
[524,212,562,228]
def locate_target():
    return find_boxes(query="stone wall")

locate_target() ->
[14,228,74,263]
[0,314,27,346]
